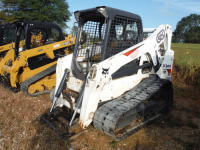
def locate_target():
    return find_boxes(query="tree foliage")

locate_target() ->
[0,0,71,28]
[0,0,18,23]
[173,14,200,43]
[70,25,78,36]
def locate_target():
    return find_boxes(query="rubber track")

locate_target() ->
[93,75,171,141]
[21,64,56,96]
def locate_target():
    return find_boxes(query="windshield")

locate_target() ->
[2,27,15,45]
[75,20,107,73]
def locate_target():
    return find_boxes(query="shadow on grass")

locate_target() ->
[28,109,71,150]
[173,137,200,150]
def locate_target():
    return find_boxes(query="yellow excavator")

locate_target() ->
[0,21,75,96]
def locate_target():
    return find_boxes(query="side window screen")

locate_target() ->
[101,23,107,41]
[106,16,141,58]
[30,27,60,48]
[115,24,123,40]
[126,22,138,40]
[51,28,59,42]
[30,29,44,48]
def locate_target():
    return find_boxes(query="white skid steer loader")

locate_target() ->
[41,6,174,141]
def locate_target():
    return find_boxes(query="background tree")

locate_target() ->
[0,0,71,29]
[0,0,18,23]
[70,25,78,36]
[173,14,200,43]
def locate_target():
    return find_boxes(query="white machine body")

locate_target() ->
[54,24,174,128]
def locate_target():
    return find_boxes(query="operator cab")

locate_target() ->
[14,22,66,70]
[14,21,65,56]
[72,6,143,80]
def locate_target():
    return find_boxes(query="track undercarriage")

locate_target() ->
[21,64,57,96]
[0,63,57,96]
[93,75,173,141]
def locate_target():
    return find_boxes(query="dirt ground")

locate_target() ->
[0,82,200,150]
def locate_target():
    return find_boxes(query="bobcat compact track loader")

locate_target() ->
[0,21,75,96]
[0,24,16,59]
[43,6,174,141]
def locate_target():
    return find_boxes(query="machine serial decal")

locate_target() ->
[163,64,171,68]
[156,29,165,43]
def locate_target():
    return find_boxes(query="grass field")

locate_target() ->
[171,43,200,67]
[171,43,200,86]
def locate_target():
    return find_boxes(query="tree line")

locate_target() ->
[0,0,199,43]
[0,0,71,29]
[173,14,200,43]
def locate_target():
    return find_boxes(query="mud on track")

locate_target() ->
[0,84,200,150]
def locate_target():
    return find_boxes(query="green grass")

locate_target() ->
[171,43,200,67]
[108,141,117,148]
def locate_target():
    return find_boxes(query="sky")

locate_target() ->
[65,0,200,33]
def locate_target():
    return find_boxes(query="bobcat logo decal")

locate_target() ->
[102,67,109,75]
[156,29,165,43]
